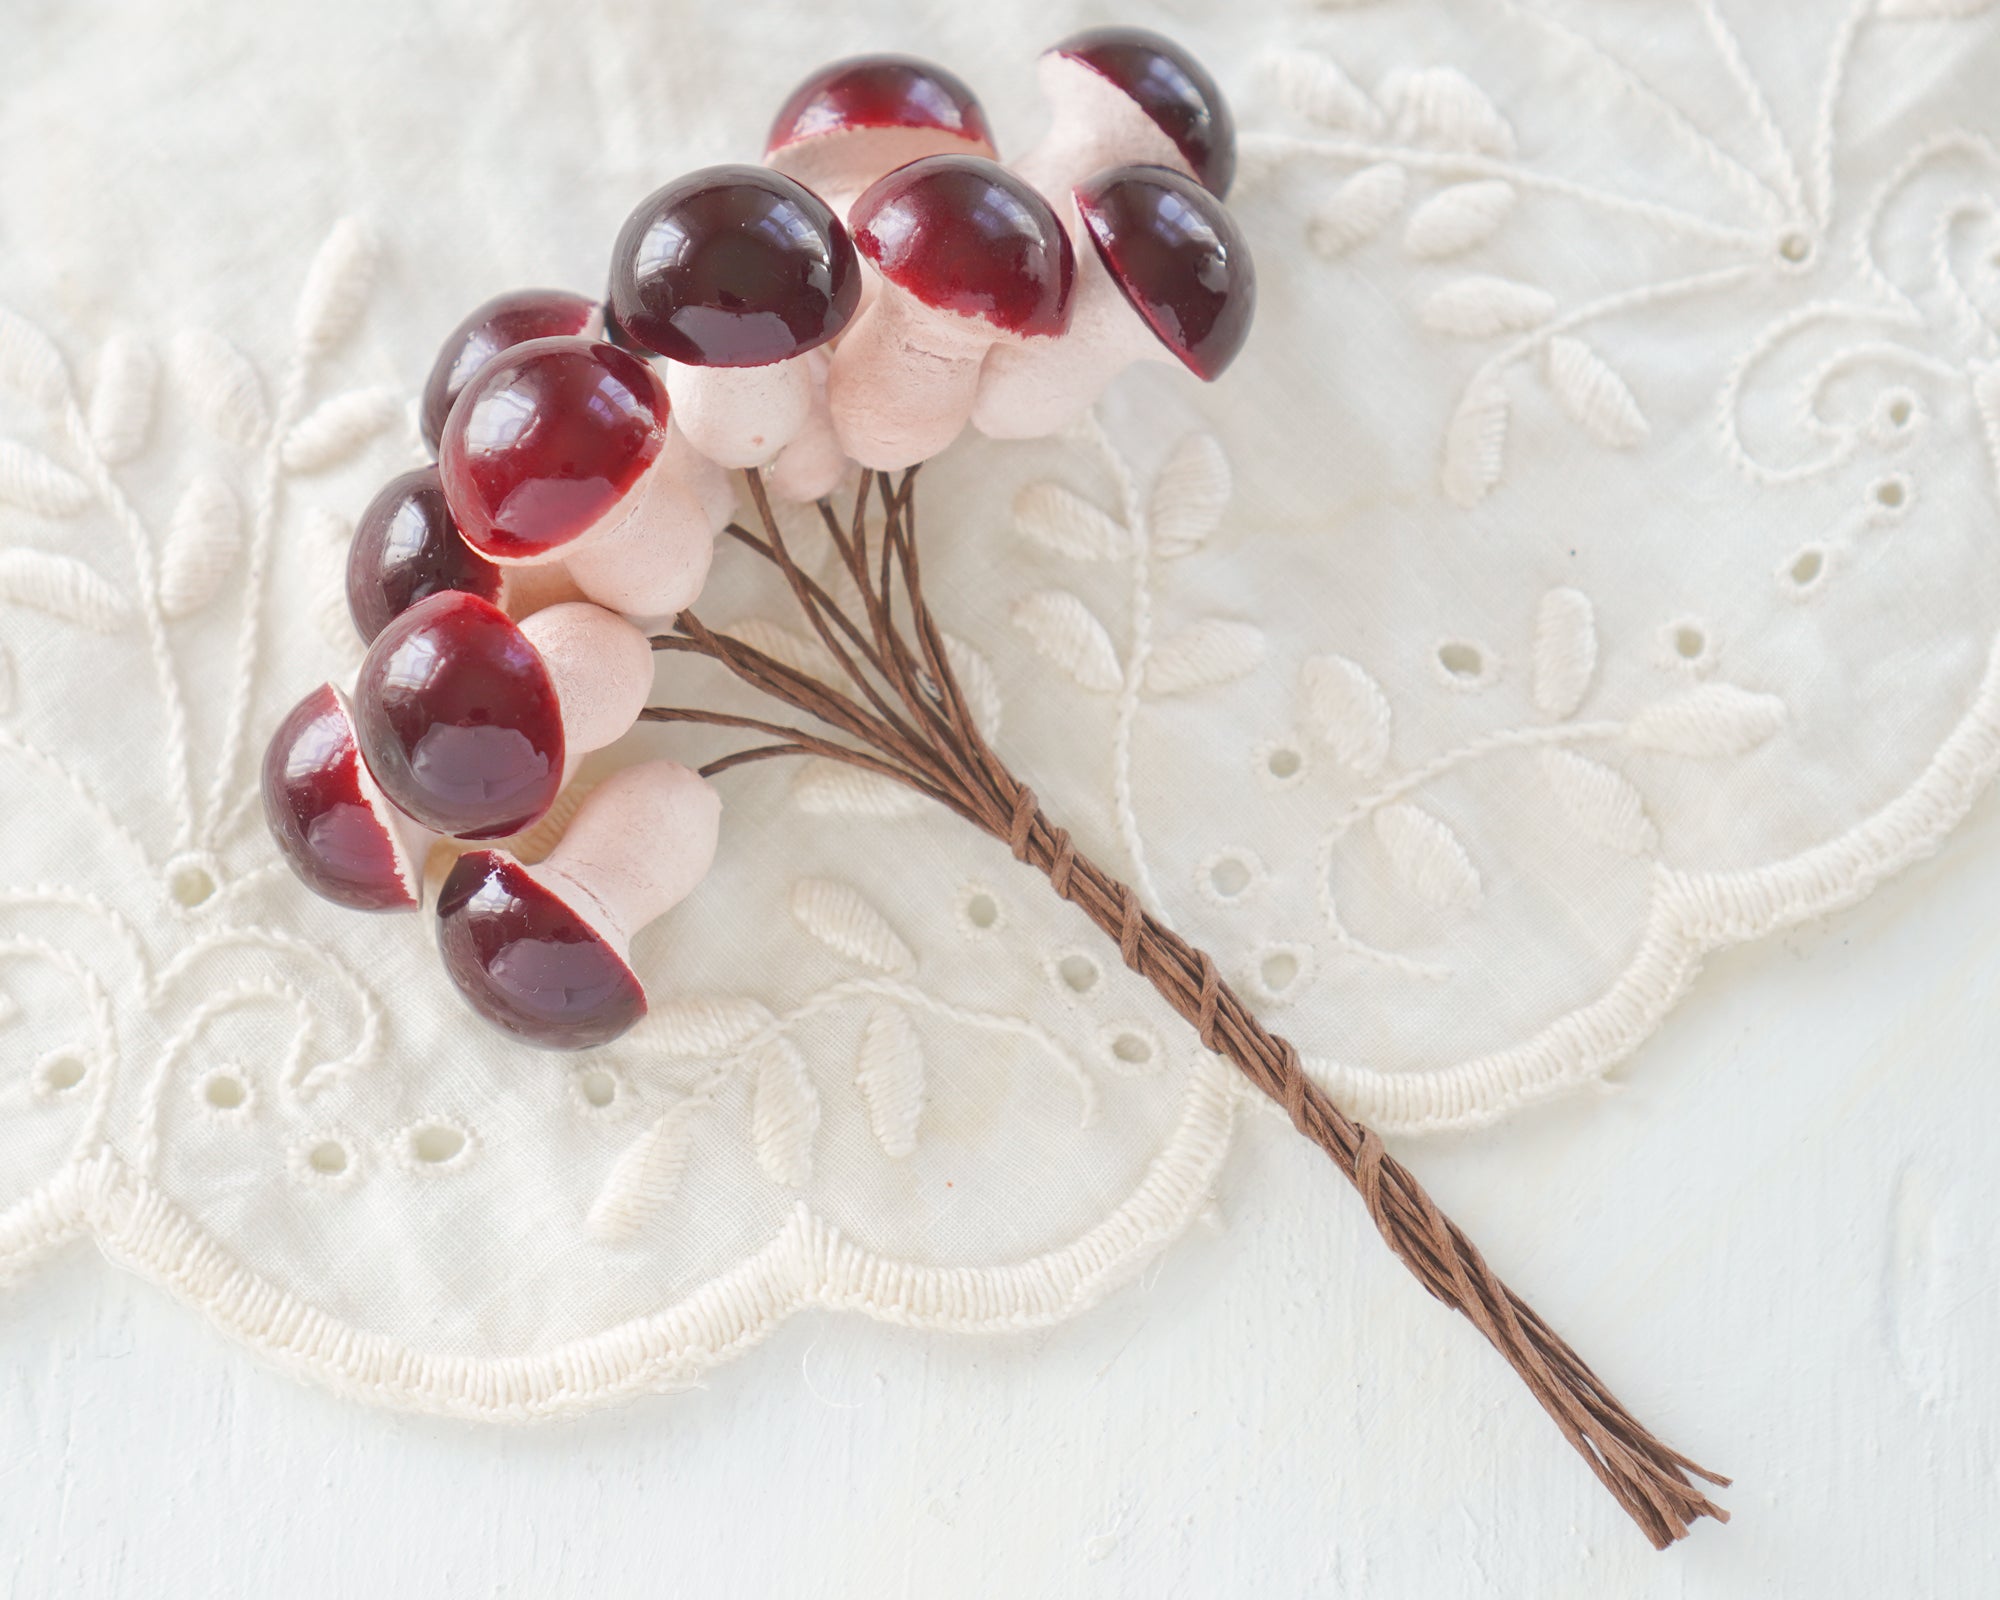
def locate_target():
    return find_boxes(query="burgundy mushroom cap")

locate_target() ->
[261,683,425,912]
[1076,165,1255,380]
[766,54,995,159]
[608,165,860,368]
[345,465,502,644]
[418,289,597,455]
[849,156,1076,338]
[1049,26,1236,198]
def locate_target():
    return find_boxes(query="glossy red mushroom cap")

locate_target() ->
[346,466,502,644]
[1050,27,1236,198]
[418,288,597,455]
[262,683,422,912]
[849,156,1076,338]
[1077,165,1255,381]
[436,852,646,1050]
[608,166,860,368]
[765,54,994,156]
[440,337,666,560]
[353,591,564,840]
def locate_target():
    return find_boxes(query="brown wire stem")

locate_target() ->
[643,468,1729,1549]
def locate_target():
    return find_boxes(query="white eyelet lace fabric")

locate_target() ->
[0,0,1994,1417]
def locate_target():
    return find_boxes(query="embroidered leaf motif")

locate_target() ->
[1402,180,1516,259]
[637,995,774,1056]
[942,632,1002,740]
[173,329,268,447]
[1300,655,1392,776]
[792,758,927,817]
[87,336,156,463]
[302,506,352,546]
[281,387,399,472]
[0,309,67,408]
[1532,587,1597,718]
[294,216,380,354]
[1145,620,1266,695]
[1308,163,1407,257]
[1373,803,1483,911]
[0,444,89,517]
[0,550,130,632]
[1626,685,1786,757]
[1422,277,1556,339]
[1149,433,1230,558]
[1388,67,1516,157]
[1011,590,1123,692]
[855,1004,924,1158]
[728,616,837,681]
[789,877,914,974]
[1265,48,1384,135]
[751,1037,819,1188]
[159,475,242,618]
[1441,370,1510,508]
[1538,749,1658,854]
[1545,337,1649,448]
[586,1097,700,1243]
[1013,481,1131,561]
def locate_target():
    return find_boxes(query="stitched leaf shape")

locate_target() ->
[1012,590,1122,692]
[1264,48,1384,135]
[1402,180,1516,259]
[1441,370,1510,508]
[942,632,1002,740]
[1373,802,1483,911]
[1150,433,1230,558]
[301,505,352,547]
[792,758,928,817]
[728,616,838,681]
[1538,749,1657,854]
[0,444,89,517]
[88,335,156,463]
[1300,655,1392,776]
[855,1004,925,1158]
[0,309,67,408]
[636,995,774,1056]
[751,1037,819,1188]
[173,329,268,447]
[1545,337,1648,448]
[1013,481,1131,561]
[788,878,913,974]
[586,1097,700,1243]
[159,475,242,618]
[281,387,399,472]
[1532,587,1597,718]
[1422,277,1556,339]
[0,550,130,632]
[294,217,380,354]
[0,642,15,713]
[1388,67,1516,156]
[1145,620,1266,695]
[1308,163,1407,258]
[1626,685,1786,756]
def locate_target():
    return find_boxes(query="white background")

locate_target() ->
[6,786,1996,1594]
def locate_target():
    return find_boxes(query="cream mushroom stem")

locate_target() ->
[765,348,849,502]
[515,602,656,790]
[1010,54,1191,205]
[665,357,814,469]
[827,288,1002,471]
[530,760,722,951]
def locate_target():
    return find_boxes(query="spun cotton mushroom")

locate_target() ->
[418,288,599,456]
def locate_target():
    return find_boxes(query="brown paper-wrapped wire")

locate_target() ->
[643,468,1729,1549]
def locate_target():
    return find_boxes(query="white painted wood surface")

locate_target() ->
[6,793,1999,1593]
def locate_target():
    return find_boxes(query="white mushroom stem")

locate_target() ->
[1010,54,1192,205]
[765,348,849,502]
[827,290,1001,471]
[496,561,587,619]
[971,245,1169,439]
[531,760,721,950]
[661,421,737,530]
[517,602,655,788]
[665,358,812,468]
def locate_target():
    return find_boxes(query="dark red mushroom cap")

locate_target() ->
[1076,165,1255,381]
[353,591,564,840]
[437,851,646,1050]
[261,683,423,912]
[765,54,995,156]
[346,466,502,644]
[849,156,1076,338]
[1050,27,1236,198]
[440,337,666,561]
[608,165,860,368]
[418,289,597,455]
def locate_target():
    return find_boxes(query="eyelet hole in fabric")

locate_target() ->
[407,1124,468,1166]
[37,1052,85,1095]
[167,861,216,907]
[579,1068,618,1109]
[1786,546,1828,592]
[1053,950,1102,998]
[1201,850,1261,903]
[200,1071,248,1112]
[308,1140,349,1175]
[1100,1025,1162,1073]
[1674,625,1706,660]
[1437,641,1485,680]
[1870,473,1913,519]
[956,883,1004,936]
